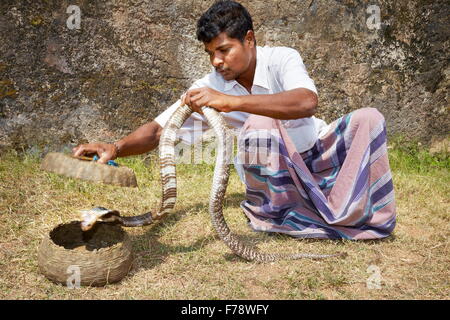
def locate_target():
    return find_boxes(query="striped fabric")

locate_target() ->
[238,107,396,240]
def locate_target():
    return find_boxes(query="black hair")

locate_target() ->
[196,0,254,43]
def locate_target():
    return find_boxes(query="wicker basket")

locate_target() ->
[41,152,138,187]
[38,221,134,287]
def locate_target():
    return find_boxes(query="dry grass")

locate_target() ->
[0,142,448,300]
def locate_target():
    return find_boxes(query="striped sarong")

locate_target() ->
[237,107,396,240]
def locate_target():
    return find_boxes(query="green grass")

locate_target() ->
[0,140,448,300]
[389,138,449,173]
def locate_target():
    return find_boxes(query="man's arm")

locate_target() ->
[231,88,317,119]
[72,120,162,163]
[182,87,318,120]
[114,120,162,157]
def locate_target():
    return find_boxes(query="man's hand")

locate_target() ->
[72,143,117,164]
[181,87,236,114]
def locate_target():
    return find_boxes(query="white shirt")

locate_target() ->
[154,45,329,153]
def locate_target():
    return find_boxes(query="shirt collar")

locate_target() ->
[221,46,269,92]
[222,77,238,91]
[252,46,270,90]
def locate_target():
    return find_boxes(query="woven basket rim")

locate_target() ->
[45,152,133,171]
[41,152,138,187]
[38,221,134,286]
[44,221,129,256]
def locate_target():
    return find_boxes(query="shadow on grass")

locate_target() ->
[126,195,397,270]
[264,232,397,244]
[220,233,397,262]
[126,198,281,269]
[224,192,246,208]
[127,201,214,271]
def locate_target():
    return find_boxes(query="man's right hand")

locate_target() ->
[72,143,118,164]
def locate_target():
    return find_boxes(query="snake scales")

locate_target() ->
[80,103,346,262]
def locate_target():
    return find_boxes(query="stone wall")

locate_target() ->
[0,0,448,152]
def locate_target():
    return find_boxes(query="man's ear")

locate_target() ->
[245,30,255,48]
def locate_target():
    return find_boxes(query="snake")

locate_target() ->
[80,103,346,262]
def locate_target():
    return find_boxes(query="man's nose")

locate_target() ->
[212,54,224,68]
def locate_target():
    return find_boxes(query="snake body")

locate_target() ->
[80,104,346,262]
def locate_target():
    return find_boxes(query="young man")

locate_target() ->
[73,0,321,163]
[74,0,396,240]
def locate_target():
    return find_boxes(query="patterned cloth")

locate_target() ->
[237,108,396,240]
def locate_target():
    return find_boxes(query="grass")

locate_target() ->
[0,140,448,300]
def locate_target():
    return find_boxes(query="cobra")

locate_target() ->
[80,104,346,262]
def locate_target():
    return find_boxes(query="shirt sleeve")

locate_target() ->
[278,48,318,95]
[154,80,209,144]
[153,100,181,129]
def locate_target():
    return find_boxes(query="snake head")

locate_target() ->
[79,207,120,231]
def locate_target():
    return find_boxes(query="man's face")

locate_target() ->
[204,32,254,81]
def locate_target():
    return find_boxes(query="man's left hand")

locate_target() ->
[181,87,236,114]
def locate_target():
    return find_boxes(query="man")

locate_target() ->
[74,0,396,240]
